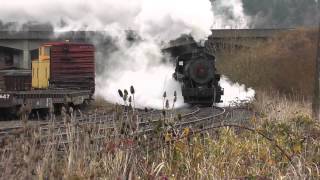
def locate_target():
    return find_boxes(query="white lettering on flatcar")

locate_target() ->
[0,94,10,99]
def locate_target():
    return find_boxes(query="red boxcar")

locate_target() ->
[0,42,95,116]
[4,71,32,91]
[46,42,95,93]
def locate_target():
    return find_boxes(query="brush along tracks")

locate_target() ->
[0,106,162,138]
[136,106,226,135]
[38,106,203,144]
[0,105,254,151]
[0,114,112,137]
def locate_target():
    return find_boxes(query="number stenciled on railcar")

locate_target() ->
[0,94,10,99]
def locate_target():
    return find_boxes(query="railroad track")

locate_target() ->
[0,105,253,150]
[36,106,202,138]
[136,106,226,134]
[0,114,112,136]
[0,106,160,137]
[37,106,219,147]
[38,106,225,144]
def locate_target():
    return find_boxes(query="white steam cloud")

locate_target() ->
[0,0,214,40]
[211,0,250,29]
[95,39,185,109]
[0,0,252,109]
[220,76,255,107]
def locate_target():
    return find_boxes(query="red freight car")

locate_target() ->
[0,42,95,118]
[47,42,95,92]
[4,71,32,91]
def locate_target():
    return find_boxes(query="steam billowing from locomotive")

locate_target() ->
[0,0,216,40]
[0,0,252,108]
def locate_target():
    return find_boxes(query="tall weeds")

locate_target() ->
[0,92,319,179]
[216,28,317,98]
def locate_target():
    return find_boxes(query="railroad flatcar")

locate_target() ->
[0,42,95,118]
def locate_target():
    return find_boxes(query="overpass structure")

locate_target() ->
[206,28,293,52]
[0,30,96,69]
[0,28,292,69]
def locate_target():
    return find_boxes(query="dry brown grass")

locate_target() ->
[217,28,317,98]
[88,95,117,114]
[253,91,311,122]
[0,94,319,179]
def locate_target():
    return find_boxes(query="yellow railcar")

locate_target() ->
[32,45,51,89]
[32,60,50,89]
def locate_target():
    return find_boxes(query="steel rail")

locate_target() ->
[0,106,201,139]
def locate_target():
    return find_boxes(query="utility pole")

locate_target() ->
[313,0,320,121]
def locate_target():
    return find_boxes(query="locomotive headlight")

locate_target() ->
[189,59,214,84]
[195,64,208,78]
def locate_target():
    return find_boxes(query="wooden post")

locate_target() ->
[313,1,320,121]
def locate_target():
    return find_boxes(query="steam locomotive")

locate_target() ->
[164,35,223,105]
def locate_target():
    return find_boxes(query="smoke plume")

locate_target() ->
[0,0,216,40]
[210,0,250,29]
